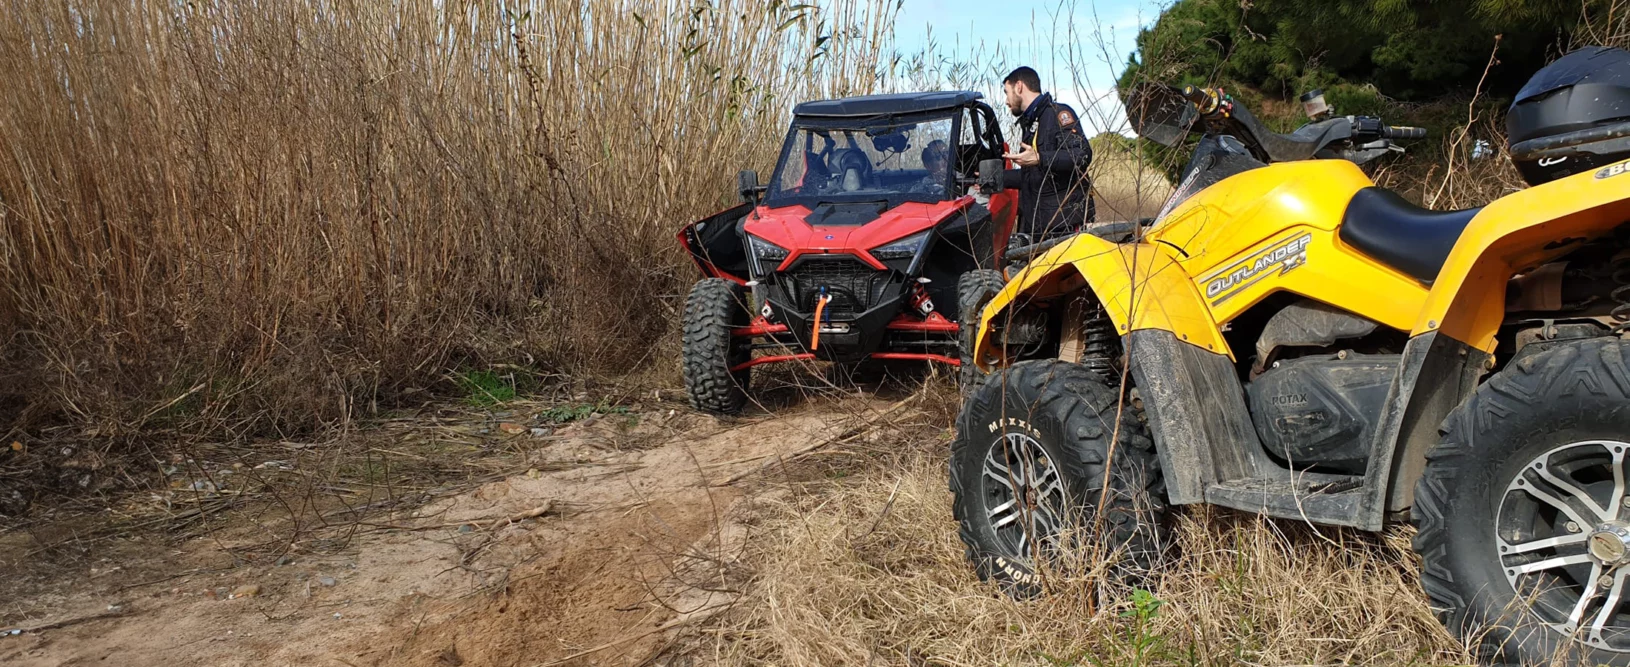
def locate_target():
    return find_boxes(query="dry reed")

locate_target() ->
[0,0,898,437]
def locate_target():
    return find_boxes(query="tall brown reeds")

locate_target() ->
[0,0,898,435]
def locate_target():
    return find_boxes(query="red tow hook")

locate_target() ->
[810,289,832,350]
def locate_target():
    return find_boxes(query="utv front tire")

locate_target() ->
[682,279,752,415]
[1414,338,1630,665]
[951,360,1165,595]
[956,269,1006,391]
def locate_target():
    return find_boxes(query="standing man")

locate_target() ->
[999,67,1094,239]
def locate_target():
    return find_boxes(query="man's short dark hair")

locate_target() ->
[1004,66,1041,93]
[922,139,948,164]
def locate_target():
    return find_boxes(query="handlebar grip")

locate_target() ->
[1384,125,1427,140]
[1181,85,1215,111]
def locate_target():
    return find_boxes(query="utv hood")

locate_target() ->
[744,198,972,269]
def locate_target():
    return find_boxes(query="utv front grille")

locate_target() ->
[781,256,893,318]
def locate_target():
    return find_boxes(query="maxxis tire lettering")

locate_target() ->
[949,360,1167,595]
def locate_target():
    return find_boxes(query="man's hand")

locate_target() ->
[1003,143,1040,168]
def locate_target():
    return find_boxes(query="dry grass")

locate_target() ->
[0,0,896,439]
[1092,139,1174,222]
[711,444,1475,666]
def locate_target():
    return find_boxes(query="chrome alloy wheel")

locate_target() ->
[1499,439,1630,651]
[981,432,1069,559]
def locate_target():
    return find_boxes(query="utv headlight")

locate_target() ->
[871,231,930,260]
[747,234,790,262]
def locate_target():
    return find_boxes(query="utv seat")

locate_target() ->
[1337,187,1483,284]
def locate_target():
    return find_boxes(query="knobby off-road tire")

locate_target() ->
[1414,338,1630,665]
[957,269,1006,392]
[681,278,752,415]
[951,360,1166,596]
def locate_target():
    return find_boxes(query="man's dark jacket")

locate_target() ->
[1002,93,1094,237]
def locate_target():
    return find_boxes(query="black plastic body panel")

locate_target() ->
[680,203,753,280]
[1246,353,1400,474]
[1126,329,1267,505]
[793,91,985,118]
[1127,328,1488,530]
[1379,333,1489,512]
[768,289,906,363]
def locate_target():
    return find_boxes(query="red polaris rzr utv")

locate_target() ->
[678,91,1018,414]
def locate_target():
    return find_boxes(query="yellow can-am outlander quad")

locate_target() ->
[952,46,1630,664]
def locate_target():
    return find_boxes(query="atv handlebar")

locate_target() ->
[1383,125,1427,140]
[1181,86,1221,115]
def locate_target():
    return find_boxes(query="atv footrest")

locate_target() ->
[1205,476,1368,528]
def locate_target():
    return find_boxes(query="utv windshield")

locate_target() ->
[767,113,958,206]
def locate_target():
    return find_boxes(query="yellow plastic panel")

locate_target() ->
[1420,160,1630,350]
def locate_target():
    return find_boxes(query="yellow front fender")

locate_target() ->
[1419,160,1630,351]
[974,235,1230,369]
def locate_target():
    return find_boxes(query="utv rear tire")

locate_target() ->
[682,279,752,415]
[951,360,1165,596]
[957,269,1006,391]
[1413,338,1630,665]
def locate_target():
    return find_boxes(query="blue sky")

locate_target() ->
[890,0,1166,135]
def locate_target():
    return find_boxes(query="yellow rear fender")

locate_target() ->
[1420,160,1630,350]
[974,234,1228,369]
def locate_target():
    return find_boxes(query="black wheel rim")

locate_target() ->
[981,432,1069,561]
[1498,439,1630,651]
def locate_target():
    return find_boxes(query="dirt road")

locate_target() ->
[0,398,894,666]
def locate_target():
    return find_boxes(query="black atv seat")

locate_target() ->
[1337,187,1482,284]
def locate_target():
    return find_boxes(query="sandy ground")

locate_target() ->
[0,398,883,666]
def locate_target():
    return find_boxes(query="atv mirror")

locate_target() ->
[737,169,761,204]
[977,159,1005,193]
[1122,81,1199,147]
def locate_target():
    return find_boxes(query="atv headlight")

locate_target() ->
[871,231,930,260]
[747,234,790,262]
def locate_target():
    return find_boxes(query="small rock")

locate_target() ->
[333,612,343,620]
[457,524,473,533]
[228,584,260,599]
[498,422,526,435]
[317,575,337,587]
[525,468,540,479]
[529,427,549,437]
